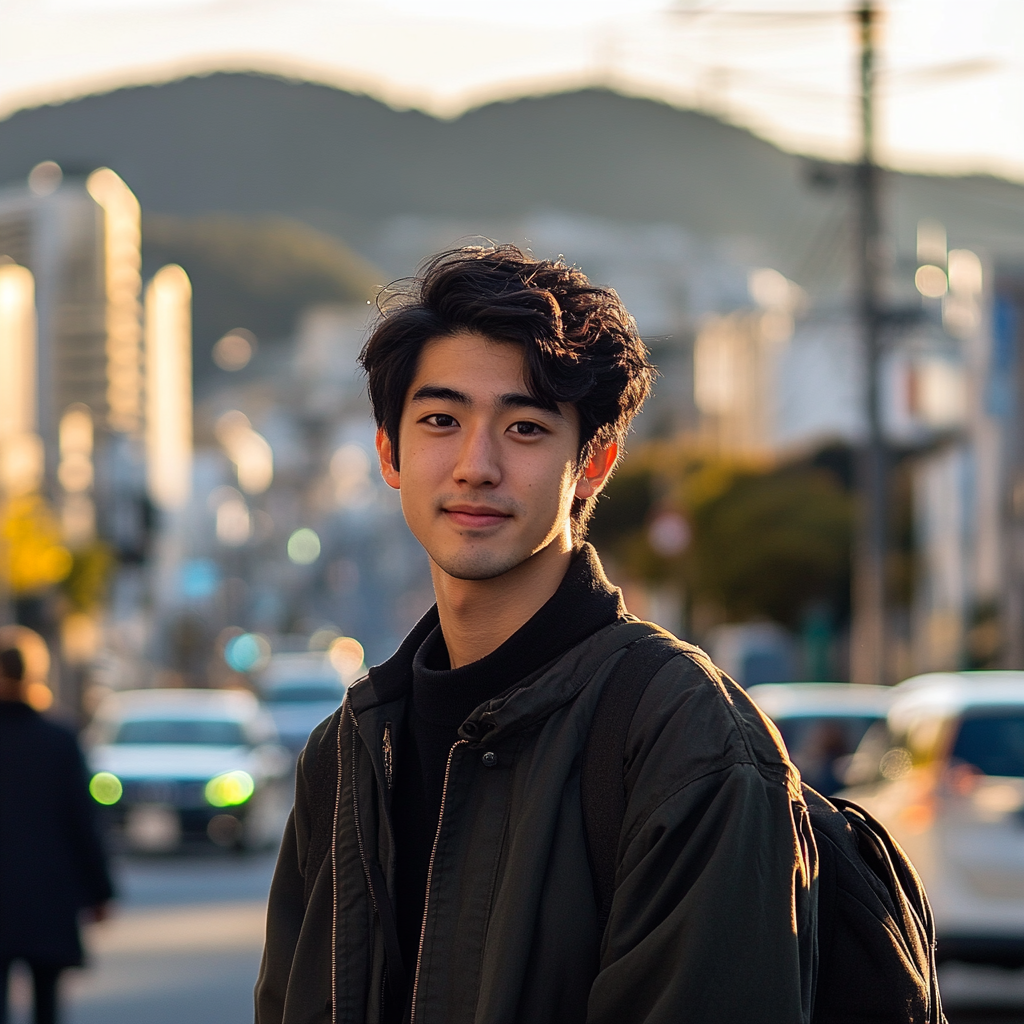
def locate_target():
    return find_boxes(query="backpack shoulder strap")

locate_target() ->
[582,628,682,933]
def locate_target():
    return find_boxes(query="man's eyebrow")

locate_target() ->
[410,385,471,405]
[410,385,562,417]
[497,392,562,416]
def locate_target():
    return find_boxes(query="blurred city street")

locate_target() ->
[5,852,276,1024]
[6,0,1024,1019]
[73,852,274,1024]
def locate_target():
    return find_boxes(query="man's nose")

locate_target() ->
[453,424,501,488]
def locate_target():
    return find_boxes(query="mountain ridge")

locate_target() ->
[1,72,1022,285]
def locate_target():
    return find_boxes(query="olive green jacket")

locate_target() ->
[255,617,817,1024]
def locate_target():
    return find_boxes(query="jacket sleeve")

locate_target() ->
[254,728,319,1024]
[588,762,817,1024]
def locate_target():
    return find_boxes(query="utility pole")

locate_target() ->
[850,1,887,686]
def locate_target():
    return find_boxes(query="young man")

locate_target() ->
[256,246,816,1024]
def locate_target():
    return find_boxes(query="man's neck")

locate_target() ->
[429,541,573,669]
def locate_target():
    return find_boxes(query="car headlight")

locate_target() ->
[205,771,255,807]
[90,772,123,805]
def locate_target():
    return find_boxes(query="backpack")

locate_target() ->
[581,631,946,1024]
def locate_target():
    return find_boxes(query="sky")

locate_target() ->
[4,0,1024,181]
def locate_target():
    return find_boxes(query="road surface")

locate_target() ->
[6,850,276,1024]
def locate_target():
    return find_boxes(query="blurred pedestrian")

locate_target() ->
[257,246,816,1024]
[0,645,114,1024]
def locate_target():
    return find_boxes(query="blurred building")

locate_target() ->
[0,162,150,710]
[909,242,998,676]
[0,163,142,468]
[693,267,804,457]
[0,163,151,572]
[770,225,1001,678]
[992,270,1024,669]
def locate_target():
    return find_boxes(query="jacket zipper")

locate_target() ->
[409,739,468,1024]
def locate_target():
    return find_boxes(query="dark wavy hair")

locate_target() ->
[359,245,655,541]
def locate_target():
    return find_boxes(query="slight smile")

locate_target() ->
[443,505,513,529]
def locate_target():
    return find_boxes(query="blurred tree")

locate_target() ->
[687,465,853,627]
[61,541,115,612]
[0,495,73,595]
[589,443,854,630]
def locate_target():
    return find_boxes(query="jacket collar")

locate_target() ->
[349,605,440,715]
[347,543,627,733]
[455,617,650,743]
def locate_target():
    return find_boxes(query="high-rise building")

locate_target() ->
[0,163,143,483]
[145,264,193,512]
[0,262,42,497]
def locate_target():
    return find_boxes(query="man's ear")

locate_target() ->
[574,441,618,500]
[376,427,401,490]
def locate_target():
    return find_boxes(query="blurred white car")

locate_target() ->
[86,689,291,852]
[747,682,893,795]
[841,672,1024,966]
[258,653,348,755]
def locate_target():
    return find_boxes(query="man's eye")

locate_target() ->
[425,414,457,428]
[511,421,544,436]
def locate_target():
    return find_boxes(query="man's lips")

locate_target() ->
[442,506,513,529]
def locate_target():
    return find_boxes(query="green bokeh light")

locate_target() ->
[205,770,255,807]
[89,771,123,805]
[287,528,321,565]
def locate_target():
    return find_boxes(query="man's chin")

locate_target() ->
[431,547,526,582]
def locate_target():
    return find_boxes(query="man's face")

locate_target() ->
[377,332,589,581]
